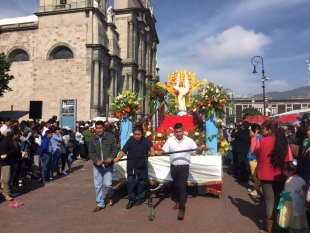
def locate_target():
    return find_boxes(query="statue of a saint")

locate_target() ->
[107,6,114,23]
[174,72,189,112]
[93,0,99,8]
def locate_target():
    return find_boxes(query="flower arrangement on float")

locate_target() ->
[109,90,142,120]
[190,82,232,120]
[143,126,207,154]
[147,81,168,112]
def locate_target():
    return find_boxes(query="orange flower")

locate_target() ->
[122,112,127,117]
[115,111,121,117]
[125,107,131,112]
[135,106,140,111]
[208,99,212,107]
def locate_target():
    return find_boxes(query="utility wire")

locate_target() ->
[267,71,308,92]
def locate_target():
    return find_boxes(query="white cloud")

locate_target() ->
[190,26,272,62]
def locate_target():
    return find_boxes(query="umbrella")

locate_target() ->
[275,114,302,123]
[243,115,269,124]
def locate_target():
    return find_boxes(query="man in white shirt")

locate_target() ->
[0,118,11,134]
[158,123,203,220]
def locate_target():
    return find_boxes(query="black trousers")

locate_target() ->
[234,153,249,182]
[170,164,189,211]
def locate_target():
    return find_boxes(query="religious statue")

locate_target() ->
[93,0,99,8]
[107,6,114,23]
[174,72,189,112]
[149,6,154,17]
[157,70,207,114]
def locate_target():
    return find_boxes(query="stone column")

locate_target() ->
[128,74,133,91]
[93,60,100,108]
[128,21,134,59]
[137,73,143,118]
[109,68,115,96]
[141,39,145,69]
[145,76,151,116]
[114,69,118,95]
[100,61,104,111]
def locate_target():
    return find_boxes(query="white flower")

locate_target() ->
[184,131,188,136]
[157,133,162,137]
[146,131,151,137]
[170,133,174,137]
[130,133,133,136]
[169,127,173,130]
[195,132,199,136]
[116,95,123,100]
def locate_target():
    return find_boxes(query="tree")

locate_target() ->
[242,106,262,119]
[226,116,235,124]
[0,52,14,97]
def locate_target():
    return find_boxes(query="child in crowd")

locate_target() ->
[277,160,308,233]
[247,123,262,196]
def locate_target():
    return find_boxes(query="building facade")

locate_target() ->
[227,96,310,121]
[0,0,159,121]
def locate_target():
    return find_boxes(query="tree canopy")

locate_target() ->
[242,106,262,119]
[0,52,14,97]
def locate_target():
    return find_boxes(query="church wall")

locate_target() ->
[33,12,91,120]
[0,29,37,113]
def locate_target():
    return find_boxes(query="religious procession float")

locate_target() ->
[109,70,232,197]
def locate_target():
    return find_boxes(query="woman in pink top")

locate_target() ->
[254,120,292,233]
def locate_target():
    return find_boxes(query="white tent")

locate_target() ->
[272,108,310,118]
[88,117,119,122]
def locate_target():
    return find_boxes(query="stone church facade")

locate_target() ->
[0,0,159,121]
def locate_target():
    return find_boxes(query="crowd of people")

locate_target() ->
[0,115,119,201]
[223,114,310,233]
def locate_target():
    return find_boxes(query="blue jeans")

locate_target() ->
[93,165,113,208]
[20,141,28,151]
[127,170,146,201]
[50,150,60,176]
[41,153,52,182]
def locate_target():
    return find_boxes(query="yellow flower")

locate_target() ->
[128,99,133,104]
[125,90,131,96]
[221,141,226,147]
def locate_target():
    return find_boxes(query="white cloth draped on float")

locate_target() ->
[113,155,222,186]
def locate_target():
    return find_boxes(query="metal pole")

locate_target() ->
[251,56,267,116]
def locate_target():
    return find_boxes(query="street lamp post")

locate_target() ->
[231,92,235,123]
[251,56,269,116]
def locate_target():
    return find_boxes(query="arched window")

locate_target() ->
[8,49,30,62]
[51,46,74,60]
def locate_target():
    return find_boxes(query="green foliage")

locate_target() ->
[0,52,14,97]
[165,93,178,115]
[226,116,235,124]
[242,106,262,119]
[146,81,168,112]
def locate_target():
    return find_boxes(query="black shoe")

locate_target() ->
[57,173,64,177]
[135,199,145,206]
[126,201,135,209]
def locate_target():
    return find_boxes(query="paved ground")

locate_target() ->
[0,159,266,233]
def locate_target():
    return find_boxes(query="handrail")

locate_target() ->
[141,101,166,131]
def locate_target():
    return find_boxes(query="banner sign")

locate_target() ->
[59,99,77,130]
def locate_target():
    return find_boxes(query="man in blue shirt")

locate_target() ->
[49,127,63,178]
[39,130,53,184]
[114,125,155,209]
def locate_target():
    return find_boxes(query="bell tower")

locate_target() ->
[38,0,108,14]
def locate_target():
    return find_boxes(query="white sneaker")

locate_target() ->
[250,190,258,196]
[247,188,253,192]
[62,170,67,176]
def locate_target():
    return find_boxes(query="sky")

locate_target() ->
[0,0,310,96]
